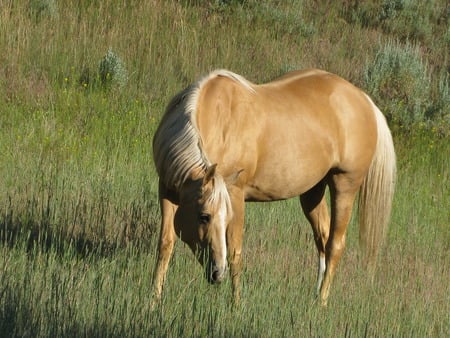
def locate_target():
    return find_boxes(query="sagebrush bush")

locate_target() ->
[341,0,441,44]
[30,0,58,20]
[364,40,432,126]
[99,48,128,88]
[430,70,450,136]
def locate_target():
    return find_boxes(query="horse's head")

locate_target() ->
[175,164,233,284]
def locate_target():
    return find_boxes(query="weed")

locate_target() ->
[99,48,128,89]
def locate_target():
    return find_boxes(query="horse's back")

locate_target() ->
[269,68,330,83]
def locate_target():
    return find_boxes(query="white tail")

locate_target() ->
[358,98,397,270]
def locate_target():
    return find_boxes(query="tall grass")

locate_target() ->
[1,130,449,336]
[1,0,449,336]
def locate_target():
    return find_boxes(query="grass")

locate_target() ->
[1,132,449,336]
[1,0,449,336]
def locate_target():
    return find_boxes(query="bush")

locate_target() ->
[430,70,450,136]
[364,40,432,126]
[30,0,58,20]
[341,0,438,43]
[98,48,128,89]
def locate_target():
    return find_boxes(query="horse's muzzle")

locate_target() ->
[206,261,227,284]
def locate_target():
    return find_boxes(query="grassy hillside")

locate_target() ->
[1,1,448,124]
[0,0,449,336]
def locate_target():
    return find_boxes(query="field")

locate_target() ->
[1,1,449,336]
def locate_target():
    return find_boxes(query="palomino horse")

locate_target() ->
[152,69,396,306]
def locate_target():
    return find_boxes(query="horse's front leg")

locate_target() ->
[226,187,245,304]
[152,182,178,305]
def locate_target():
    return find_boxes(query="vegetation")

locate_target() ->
[0,0,448,336]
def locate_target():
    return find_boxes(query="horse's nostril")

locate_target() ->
[211,269,220,282]
[206,260,226,284]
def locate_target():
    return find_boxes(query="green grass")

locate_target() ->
[1,0,449,336]
[1,132,449,336]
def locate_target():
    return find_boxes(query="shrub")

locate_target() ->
[364,40,432,126]
[429,70,450,136]
[98,48,128,89]
[30,0,58,20]
[341,0,437,43]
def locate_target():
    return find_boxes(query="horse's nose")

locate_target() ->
[211,268,221,283]
[207,262,226,284]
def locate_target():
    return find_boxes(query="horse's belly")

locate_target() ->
[243,150,334,201]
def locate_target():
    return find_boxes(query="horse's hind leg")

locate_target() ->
[300,180,330,297]
[152,181,178,306]
[319,172,362,305]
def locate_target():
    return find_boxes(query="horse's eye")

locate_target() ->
[199,213,211,225]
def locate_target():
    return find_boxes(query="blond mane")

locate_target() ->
[152,69,255,191]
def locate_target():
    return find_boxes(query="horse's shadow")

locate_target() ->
[0,211,157,260]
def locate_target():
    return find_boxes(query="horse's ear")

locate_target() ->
[225,169,244,185]
[203,164,217,185]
